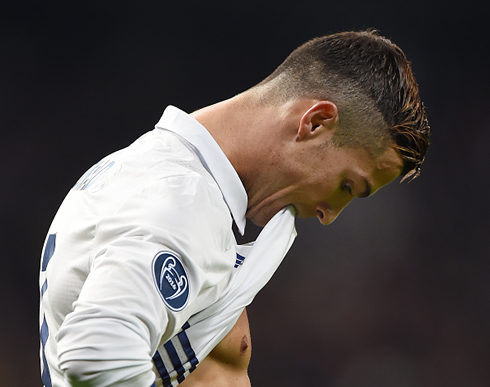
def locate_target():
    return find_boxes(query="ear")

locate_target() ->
[297,101,339,141]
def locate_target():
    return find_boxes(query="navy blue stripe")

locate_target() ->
[152,322,198,386]
[40,317,49,345]
[164,341,186,383]
[152,351,171,387]
[40,317,52,387]
[234,253,246,268]
[42,352,51,387]
[41,280,48,296]
[42,362,52,387]
[150,383,157,387]
[178,328,198,372]
[42,234,56,271]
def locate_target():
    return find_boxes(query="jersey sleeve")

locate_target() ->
[55,173,234,386]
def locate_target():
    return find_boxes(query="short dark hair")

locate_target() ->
[257,30,430,182]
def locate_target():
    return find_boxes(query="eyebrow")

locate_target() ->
[358,178,372,198]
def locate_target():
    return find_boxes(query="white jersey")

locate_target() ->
[151,206,296,387]
[39,106,296,387]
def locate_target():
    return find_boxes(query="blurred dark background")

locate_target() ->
[2,1,489,386]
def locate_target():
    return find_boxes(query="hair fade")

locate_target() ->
[260,30,430,182]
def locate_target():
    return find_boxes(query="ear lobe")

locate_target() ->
[297,101,339,141]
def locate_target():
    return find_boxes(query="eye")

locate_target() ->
[342,180,353,195]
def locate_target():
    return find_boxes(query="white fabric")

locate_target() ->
[39,106,296,387]
[152,205,296,386]
[155,106,247,235]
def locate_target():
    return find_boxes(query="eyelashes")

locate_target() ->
[341,180,353,195]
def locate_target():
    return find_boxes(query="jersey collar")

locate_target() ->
[155,105,248,235]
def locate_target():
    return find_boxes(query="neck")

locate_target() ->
[191,92,281,187]
[191,92,315,223]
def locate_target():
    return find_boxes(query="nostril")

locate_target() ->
[316,207,333,225]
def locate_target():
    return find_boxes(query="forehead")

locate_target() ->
[367,146,404,191]
[339,145,403,193]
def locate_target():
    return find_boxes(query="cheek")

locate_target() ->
[314,175,338,197]
[302,183,336,207]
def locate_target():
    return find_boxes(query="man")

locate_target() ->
[39,30,430,386]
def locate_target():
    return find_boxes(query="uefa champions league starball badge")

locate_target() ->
[153,252,190,311]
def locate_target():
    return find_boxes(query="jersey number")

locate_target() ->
[40,234,56,387]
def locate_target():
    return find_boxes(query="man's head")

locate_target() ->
[194,30,430,226]
[254,30,430,182]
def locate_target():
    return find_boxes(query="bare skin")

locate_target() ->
[179,309,252,386]
[181,93,403,386]
[192,94,403,227]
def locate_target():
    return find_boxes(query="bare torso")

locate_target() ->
[179,309,252,386]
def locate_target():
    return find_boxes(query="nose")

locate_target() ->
[316,200,352,225]
[316,206,338,225]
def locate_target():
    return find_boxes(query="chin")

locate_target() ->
[250,218,267,227]
[246,209,270,228]
[246,214,266,227]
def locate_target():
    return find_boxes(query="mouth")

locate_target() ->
[291,203,315,219]
[246,202,298,227]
